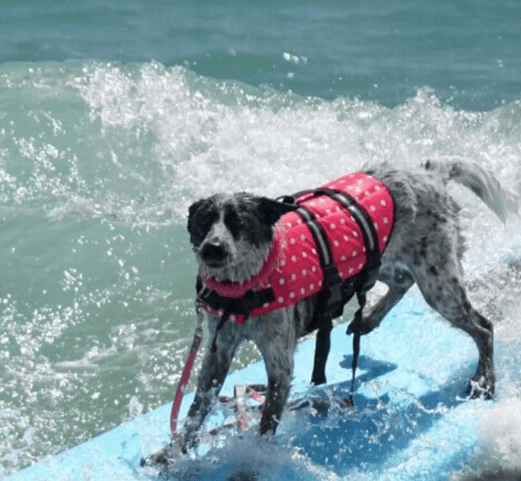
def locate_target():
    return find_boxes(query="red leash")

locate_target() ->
[170,301,204,434]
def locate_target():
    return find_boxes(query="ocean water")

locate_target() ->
[1,0,521,478]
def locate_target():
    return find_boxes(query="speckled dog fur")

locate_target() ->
[182,161,518,452]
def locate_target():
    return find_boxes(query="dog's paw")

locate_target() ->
[346,319,374,336]
[227,470,258,481]
[140,443,182,468]
[466,375,495,400]
[180,429,200,454]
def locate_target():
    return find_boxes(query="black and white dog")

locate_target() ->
[182,161,518,452]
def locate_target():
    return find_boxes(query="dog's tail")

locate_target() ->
[424,160,520,223]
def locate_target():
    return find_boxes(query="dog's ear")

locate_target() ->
[258,197,298,226]
[187,198,206,233]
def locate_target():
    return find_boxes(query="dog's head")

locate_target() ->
[187,193,296,282]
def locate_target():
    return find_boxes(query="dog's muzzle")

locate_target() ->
[200,241,229,267]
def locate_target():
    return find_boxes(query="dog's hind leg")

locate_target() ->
[183,316,242,451]
[412,263,495,398]
[347,263,414,335]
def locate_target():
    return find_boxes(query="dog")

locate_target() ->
[182,161,519,452]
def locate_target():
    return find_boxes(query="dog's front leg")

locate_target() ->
[259,360,292,435]
[182,316,242,452]
[252,313,296,436]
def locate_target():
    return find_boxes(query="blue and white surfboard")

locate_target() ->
[6,283,520,481]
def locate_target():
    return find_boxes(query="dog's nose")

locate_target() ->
[200,241,228,266]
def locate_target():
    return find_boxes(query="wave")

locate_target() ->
[2,60,519,269]
[1,60,520,222]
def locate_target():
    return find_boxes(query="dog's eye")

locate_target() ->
[200,211,218,230]
[224,208,244,239]
[190,209,219,245]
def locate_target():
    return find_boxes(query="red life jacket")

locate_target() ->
[199,172,394,324]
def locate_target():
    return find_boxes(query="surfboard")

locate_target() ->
[5,286,519,481]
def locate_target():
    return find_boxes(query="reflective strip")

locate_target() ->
[296,206,332,266]
[347,204,375,252]
[325,190,377,254]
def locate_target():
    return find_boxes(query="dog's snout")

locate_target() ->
[200,241,228,266]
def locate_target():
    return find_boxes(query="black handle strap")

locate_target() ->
[348,291,366,404]
[289,189,381,390]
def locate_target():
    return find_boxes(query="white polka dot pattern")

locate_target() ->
[201,172,394,324]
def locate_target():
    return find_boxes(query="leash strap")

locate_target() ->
[170,300,205,435]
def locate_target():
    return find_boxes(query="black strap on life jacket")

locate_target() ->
[321,189,381,402]
[195,276,276,353]
[291,203,343,385]
[288,188,382,396]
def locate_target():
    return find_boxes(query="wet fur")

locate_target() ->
[183,161,519,451]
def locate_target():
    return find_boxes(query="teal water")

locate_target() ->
[1,0,521,109]
[1,1,521,477]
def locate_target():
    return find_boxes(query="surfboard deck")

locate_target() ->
[5,289,516,481]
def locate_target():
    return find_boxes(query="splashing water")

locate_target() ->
[1,61,520,478]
